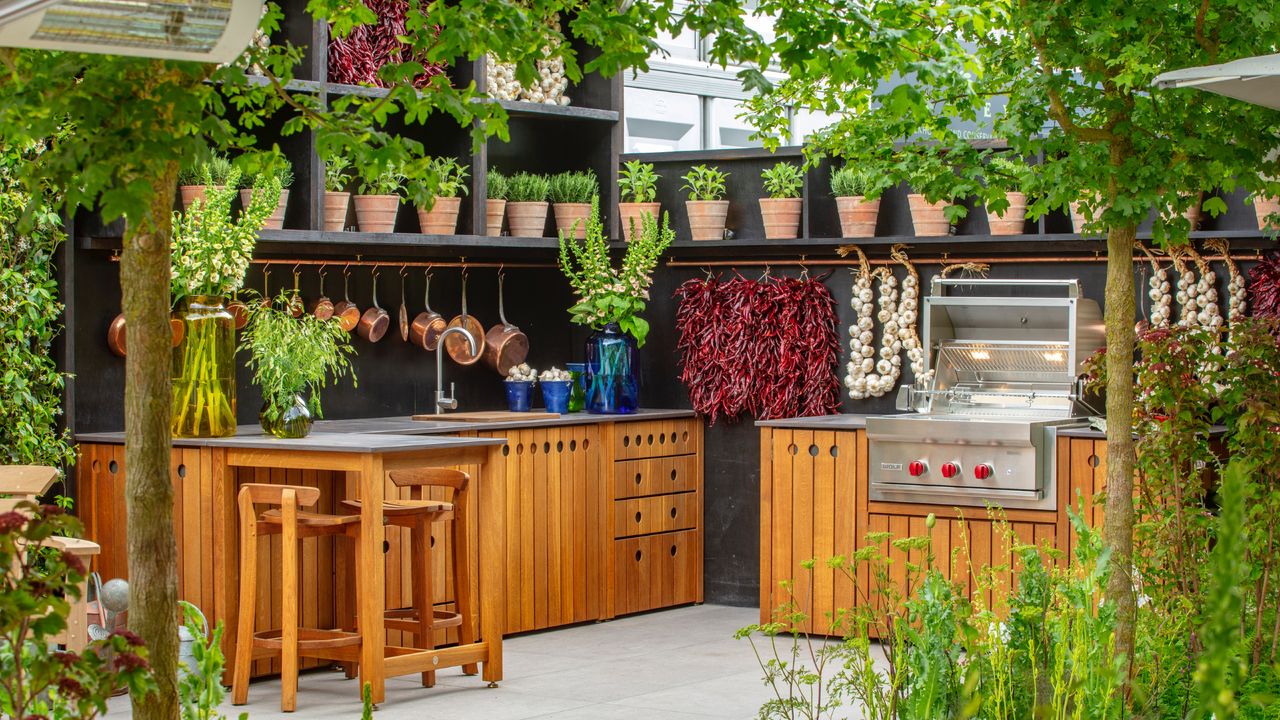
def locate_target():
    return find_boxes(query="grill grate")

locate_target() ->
[936,342,1072,376]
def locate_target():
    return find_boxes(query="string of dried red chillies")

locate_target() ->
[1248,251,1280,318]
[675,273,840,424]
[328,0,447,89]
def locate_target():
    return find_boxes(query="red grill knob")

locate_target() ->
[974,463,994,480]
[908,460,927,477]
[941,462,961,479]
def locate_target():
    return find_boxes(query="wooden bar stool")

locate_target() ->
[342,467,476,687]
[232,483,366,713]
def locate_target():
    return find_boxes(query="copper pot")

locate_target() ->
[397,269,410,342]
[287,270,305,318]
[106,314,185,357]
[445,272,486,365]
[482,272,529,376]
[332,269,361,333]
[409,271,447,350]
[311,267,334,321]
[227,295,250,330]
[357,270,390,342]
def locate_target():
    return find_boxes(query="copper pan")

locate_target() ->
[482,271,529,376]
[310,266,334,321]
[410,270,447,350]
[106,314,185,357]
[445,271,486,365]
[287,269,305,318]
[357,269,390,342]
[397,267,410,342]
[227,293,250,330]
[331,267,361,332]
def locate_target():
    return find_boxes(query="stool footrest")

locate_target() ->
[385,608,463,632]
[253,628,362,651]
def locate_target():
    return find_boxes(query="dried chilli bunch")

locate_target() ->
[170,168,280,299]
[327,0,446,89]
[1206,238,1247,324]
[1248,252,1280,319]
[1137,242,1173,328]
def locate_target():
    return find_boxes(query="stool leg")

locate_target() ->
[343,531,361,680]
[232,511,258,705]
[281,504,299,713]
[415,516,436,687]
[453,511,478,676]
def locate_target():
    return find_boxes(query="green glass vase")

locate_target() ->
[260,394,313,439]
[171,295,237,438]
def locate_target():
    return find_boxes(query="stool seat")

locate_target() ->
[340,498,452,520]
[260,508,362,528]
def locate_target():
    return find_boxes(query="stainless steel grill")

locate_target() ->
[866,278,1104,511]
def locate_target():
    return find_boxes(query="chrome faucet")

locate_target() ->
[435,326,478,414]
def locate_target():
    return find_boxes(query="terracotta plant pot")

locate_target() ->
[553,202,591,239]
[686,200,730,241]
[759,197,802,240]
[985,191,1027,236]
[353,194,400,233]
[1254,195,1280,230]
[323,191,351,231]
[239,188,289,230]
[178,185,225,211]
[507,201,549,238]
[486,199,507,236]
[835,196,879,238]
[1180,197,1203,230]
[618,202,660,240]
[907,194,951,236]
[416,196,462,235]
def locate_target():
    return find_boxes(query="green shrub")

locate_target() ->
[507,172,550,202]
[761,162,803,199]
[619,160,659,203]
[548,170,599,204]
[487,170,509,200]
[681,164,728,201]
[323,154,352,193]
[830,165,879,198]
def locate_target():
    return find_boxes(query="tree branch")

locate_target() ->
[1025,28,1116,143]
[1194,0,1218,61]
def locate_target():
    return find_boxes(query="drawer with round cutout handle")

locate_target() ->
[614,492,696,538]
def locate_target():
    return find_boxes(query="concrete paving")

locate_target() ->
[106,605,799,719]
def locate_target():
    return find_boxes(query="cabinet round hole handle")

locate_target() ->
[543,442,551,454]
[430,535,436,548]
[682,431,690,443]
[670,507,677,518]
[502,445,511,457]
[108,460,119,474]
[623,436,630,447]
[1088,454,1101,468]
[670,545,677,556]
[635,511,642,524]
[635,550,642,562]
[570,440,577,452]
[583,438,591,450]
[670,469,678,481]
[557,441,564,452]
[92,460,101,473]
[177,463,187,478]
[635,473,643,485]
[382,540,391,554]
[647,434,654,446]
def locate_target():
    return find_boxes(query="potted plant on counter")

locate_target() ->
[681,164,730,241]
[242,293,356,439]
[177,153,234,211]
[323,154,353,231]
[617,160,660,241]
[486,170,509,236]
[550,169,599,239]
[983,156,1029,236]
[415,156,469,235]
[831,165,884,237]
[354,165,403,233]
[238,158,293,230]
[169,168,280,438]
[506,172,551,237]
[558,197,674,414]
[759,162,804,239]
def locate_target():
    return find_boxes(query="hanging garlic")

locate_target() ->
[1185,244,1222,330]
[1207,238,1247,325]
[1137,242,1172,328]
[844,248,897,399]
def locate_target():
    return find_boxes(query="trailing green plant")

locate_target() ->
[507,172,550,203]
[359,164,404,196]
[177,602,245,720]
[619,160,659,203]
[761,162,804,199]
[323,155,353,193]
[558,196,672,346]
[241,293,356,425]
[548,169,599,204]
[681,164,728,201]
[170,169,280,298]
[487,170,509,200]
[177,154,235,187]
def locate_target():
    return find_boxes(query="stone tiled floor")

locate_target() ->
[107,605,794,719]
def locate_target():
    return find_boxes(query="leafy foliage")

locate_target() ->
[323,154,353,193]
[412,156,469,206]
[177,602,245,720]
[829,166,881,199]
[761,162,803,199]
[171,171,280,298]
[681,164,729,201]
[619,160,660,203]
[177,154,235,188]
[558,197,672,346]
[507,172,551,203]
[236,157,293,190]
[487,170,509,200]
[358,163,403,196]
[241,293,356,424]
[548,170,600,204]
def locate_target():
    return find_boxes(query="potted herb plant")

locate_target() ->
[506,172,551,237]
[177,153,234,211]
[238,159,293,231]
[759,162,804,239]
[242,293,356,439]
[831,165,883,238]
[618,160,660,241]
[1254,194,1280,231]
[983,156,1029,236]
[549,169,599,239]
[354,165,403,233]
[681,164,730,241]
[906,162,956,237]
[559,197,674,413]
[486,170,509,236]
[323,154,353,231]
[169,168,280,438]
[415,156,469,235]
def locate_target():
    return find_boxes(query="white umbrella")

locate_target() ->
[1154,53,1280,110]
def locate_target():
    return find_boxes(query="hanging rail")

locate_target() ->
[110,255,559,270]
[665,251,1264,269]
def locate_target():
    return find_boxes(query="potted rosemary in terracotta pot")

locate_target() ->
[354,165,403,233]
[506,172,551,237]
[681,164,730,241]
[169,168,280,438]
[558,198,673,414]
[617,160,660,241]
[486,170,509,236]
[242,293,356,439]
[983,156,1029,236]
[238,158,293,230]
[550,169,599,239]
[323,154,353,231]
[831,165,884,237]
[758,161,803,239]
[415,156,469,235]
[177,153,234,211]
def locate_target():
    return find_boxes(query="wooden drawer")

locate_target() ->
[612,530,698,615]
[614,419,699,460]
[614,492,697,538]
[614,455,698,499]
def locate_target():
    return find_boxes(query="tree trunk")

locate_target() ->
[122,164,180,720]
[1102,221,1138,675]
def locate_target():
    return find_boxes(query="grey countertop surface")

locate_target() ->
[754,414,882,430]
[74,430,506,453]
[76,408,697,446]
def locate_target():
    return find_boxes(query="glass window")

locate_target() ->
[707,97,763,149]
[624,87,702,153]
[792,108,840,143]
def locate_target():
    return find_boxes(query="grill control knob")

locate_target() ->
[941,462,961,479]
[974,463,994,480]
[908,461,927,477]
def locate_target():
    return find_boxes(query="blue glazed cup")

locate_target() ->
[541,380,572,414]
[505,380,534,412]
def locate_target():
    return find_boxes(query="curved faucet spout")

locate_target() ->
[435,326,478,414]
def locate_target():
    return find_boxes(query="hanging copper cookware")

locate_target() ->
[332,267,361,332]
[397,267,410,342]
[227,291,250,330]
[106,314,185,357]
[482,271,529,376]
[357,269,390,342]
[287,269,305,318]
[409,270,447,350]
[310,265,335,321]
[445,270,486,365]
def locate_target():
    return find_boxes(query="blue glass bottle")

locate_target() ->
[585,323,638,414]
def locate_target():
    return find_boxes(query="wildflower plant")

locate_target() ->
[170,167,280,299]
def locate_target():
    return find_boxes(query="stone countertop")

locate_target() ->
[75,408,698,445]
[73,431,505,453]
[754,414,883,431]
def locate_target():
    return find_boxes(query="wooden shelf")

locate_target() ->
[321,81,618,121]
[79,229,563,256]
